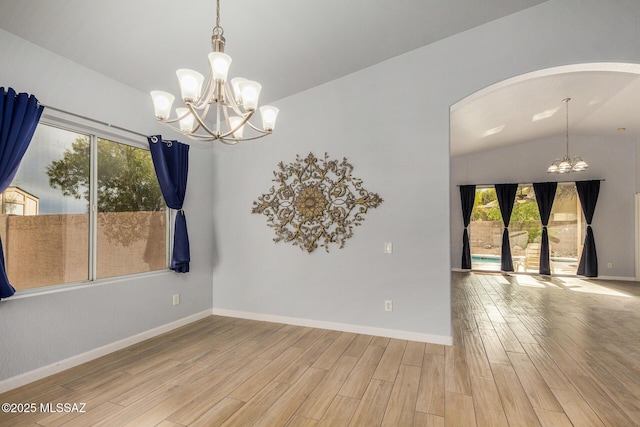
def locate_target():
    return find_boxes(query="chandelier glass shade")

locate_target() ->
[547,98,588,173]
[151,0,279,144]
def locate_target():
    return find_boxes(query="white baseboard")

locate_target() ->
[596,275,637,282]
[212,308,453,346]
[0,309,212,394]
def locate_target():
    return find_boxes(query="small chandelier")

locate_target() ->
[150,0,279,145]
[547,97,588,173]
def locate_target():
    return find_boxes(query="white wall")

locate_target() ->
[0,29,215,383]
[636,140,640,193]
[211,75,452,341]
[211,0,640,343]
[451,134,637,279]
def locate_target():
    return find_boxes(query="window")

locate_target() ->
[0,123,168,292]
[469,184,583,274]
[96,138,167,279]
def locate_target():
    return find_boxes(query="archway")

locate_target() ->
[450,62,640,279]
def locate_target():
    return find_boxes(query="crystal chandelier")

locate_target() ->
[150,0,279,145]
[547,98,588,173]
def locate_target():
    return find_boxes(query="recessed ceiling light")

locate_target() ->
[617,127,626,132]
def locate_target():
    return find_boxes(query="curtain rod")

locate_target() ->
[456,179,605,187]
[40,104,149,139]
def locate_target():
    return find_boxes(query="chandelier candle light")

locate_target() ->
[547,97,588,173]
[151,0,279,144]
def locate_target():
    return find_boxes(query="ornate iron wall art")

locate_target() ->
[252,152,383,253]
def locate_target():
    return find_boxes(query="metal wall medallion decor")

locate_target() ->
[252,152,383,253]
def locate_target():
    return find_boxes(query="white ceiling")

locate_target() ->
[2,0,637,156]
[451,64,640,157]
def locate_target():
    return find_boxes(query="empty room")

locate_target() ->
[1,0,640,425]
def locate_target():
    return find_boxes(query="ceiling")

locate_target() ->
[1,0,637,156]
[451,65,640,157]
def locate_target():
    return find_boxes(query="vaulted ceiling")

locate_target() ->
[451,64,640,157]
[2,0,637,156]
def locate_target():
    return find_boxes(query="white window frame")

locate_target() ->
[7,112,171,298]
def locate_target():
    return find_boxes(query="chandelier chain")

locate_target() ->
[564,97,570,157]
[213,0,223,36]
[547,97,587,173]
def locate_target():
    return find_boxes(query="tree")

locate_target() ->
[472,187,542,244]
[47,137,164,212]
[472,188,497,221]
[47,137,165,247]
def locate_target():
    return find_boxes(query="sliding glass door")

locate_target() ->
[469,184,583,274]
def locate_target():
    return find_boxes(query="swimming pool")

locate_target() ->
[471,255,501,263]
[471,254,578,274]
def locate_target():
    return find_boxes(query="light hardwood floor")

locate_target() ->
[1,272,640,426]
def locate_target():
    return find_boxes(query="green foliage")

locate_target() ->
[47,137,164,213]
[511,200,541,243]
[471,187,542,244]
[477,188,497,206]
[486,205,502,221]
[46,137,91,201]
[511,200,541,225]
[472,189,497,221]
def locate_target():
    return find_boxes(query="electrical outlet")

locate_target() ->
[173,294,180,305]
[384,300,393,312]
[607,262,613,269]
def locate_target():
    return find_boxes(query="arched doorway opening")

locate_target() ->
[450,63,640,279]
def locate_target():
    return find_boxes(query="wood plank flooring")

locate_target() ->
[1,272,640,426]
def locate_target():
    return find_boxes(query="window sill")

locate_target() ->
[6,269,173,301]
